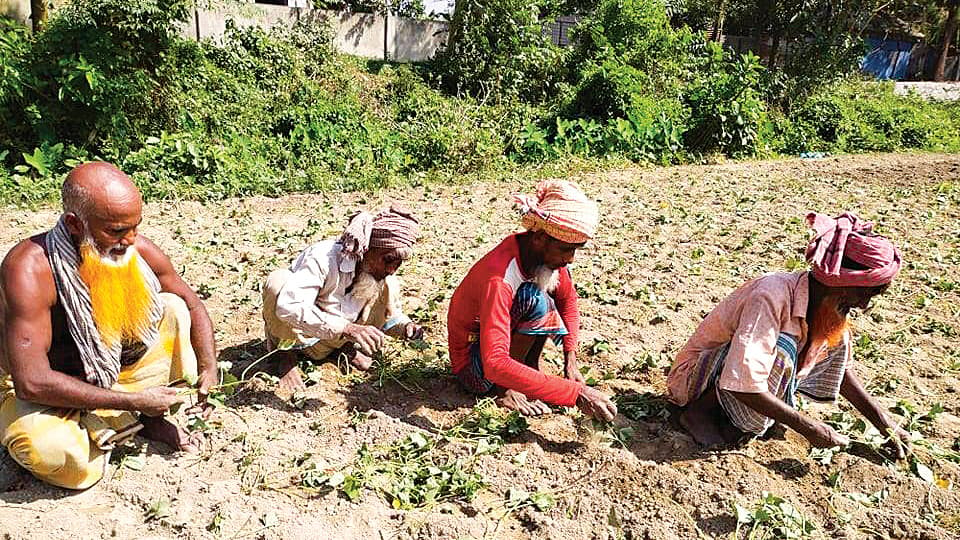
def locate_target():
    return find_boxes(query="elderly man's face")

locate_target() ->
[362,247,404,281]
[67,193,143,261]
[837,283,889,314]
[531,231,585,270]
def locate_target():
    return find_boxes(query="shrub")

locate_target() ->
[0,0,190,157]
[683,47,767,156]
[430,0,566,103]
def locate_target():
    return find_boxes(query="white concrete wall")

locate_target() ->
[0,0,29,25]
[180,4,447,61]
[3,0,447,61]
[390,15,447,62]
[894,81,960,101]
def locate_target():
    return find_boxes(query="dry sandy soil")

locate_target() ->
[1,153,959,539]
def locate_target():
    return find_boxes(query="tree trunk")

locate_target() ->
[30,0,47,32]
[709,0,727,42]
[769,34,781,69]
[934,0,959,81]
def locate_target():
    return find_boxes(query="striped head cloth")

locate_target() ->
[513,180,599,244]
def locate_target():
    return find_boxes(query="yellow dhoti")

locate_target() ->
[0,293,197,490]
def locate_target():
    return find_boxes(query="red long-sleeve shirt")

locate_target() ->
[447,234,583,406]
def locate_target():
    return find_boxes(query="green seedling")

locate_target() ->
[614,392,670,422]
[733,492,816,539]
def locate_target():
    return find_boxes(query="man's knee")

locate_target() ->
[5,424,103,489]
[510,282,550,323]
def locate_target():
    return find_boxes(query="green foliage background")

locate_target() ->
[0,0,958,205]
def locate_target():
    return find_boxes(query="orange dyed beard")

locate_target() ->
[77,242,154,348]
[808,296,850,348]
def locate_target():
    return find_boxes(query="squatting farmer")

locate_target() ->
[0,162,218,489]
[667,212,911,459]
[446,180,617,422]
[261,205,425,394]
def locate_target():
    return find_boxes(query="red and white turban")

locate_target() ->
[805,212,901,288]
[340,204,420,260]
[513,180,599,244]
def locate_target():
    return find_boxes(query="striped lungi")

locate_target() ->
[684,333,847,435]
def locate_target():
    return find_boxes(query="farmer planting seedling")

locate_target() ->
[447,180,617,421]
[261,205,424,394]
[0,162,218,489]
[668,212,912,459]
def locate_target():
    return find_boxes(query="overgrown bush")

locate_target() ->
[430,0,566,103]
[766,81,960,155]
[1,0,958,206]
[684,47,766,156]
[0,0,189,157]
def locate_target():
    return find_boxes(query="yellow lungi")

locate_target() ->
[261,269,401,360]
[0,293,197,490]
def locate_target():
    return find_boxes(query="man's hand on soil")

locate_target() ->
[805,421,850,449]
[880,422,913,460]
[577,386,618,422]
[564,355,586,385]
[344,323,386,355]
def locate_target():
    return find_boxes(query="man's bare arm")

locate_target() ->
[729,390,849,448]
[1,240,161,411]
[840,367,911,458]
[137,236,218,390]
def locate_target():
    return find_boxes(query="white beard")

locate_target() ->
[349,271,385,306]
[82,233,135,266]
[532,265,559,294]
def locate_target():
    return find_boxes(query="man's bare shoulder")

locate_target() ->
[1,234,56,307]
[135,235,176,274]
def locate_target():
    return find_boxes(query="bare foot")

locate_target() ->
[679,407,726,447]
[349,350,374,371]
[497,389,552,416]
[139,416,200,453]
[275,350,306,394]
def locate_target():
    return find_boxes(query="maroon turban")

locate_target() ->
[805,212,901,287]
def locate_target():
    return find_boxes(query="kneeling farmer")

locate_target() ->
[668,212,911,458]
[447,180,617,421]
[261,205,424,393]
[0,162,218,490]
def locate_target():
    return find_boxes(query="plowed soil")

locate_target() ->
[1,152,959,539]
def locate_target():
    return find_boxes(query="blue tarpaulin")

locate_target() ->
[861,37,916,80]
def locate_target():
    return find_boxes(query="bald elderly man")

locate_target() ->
[668,212,911,458]
[0,162,218,490]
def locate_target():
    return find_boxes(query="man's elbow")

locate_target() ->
[13,377,44,403]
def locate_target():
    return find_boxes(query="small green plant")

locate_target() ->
[444,398,528,451]
[504,486,554,512]
[733,492,816,539]
[614,392,670,422]
[890,399,943,434]
[299,432,483,509]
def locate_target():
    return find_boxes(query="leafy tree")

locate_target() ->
[430,0,565,103]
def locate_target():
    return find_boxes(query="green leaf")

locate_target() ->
[145,499,171,521]
[122,453,146,471]
[912,459,935,484]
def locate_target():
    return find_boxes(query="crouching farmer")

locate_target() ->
[261,205,424,393]
[668,212,911,459]
[447,180,617,422]
[0,162,218,490]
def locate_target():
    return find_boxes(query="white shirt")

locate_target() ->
[274,240,406,341]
